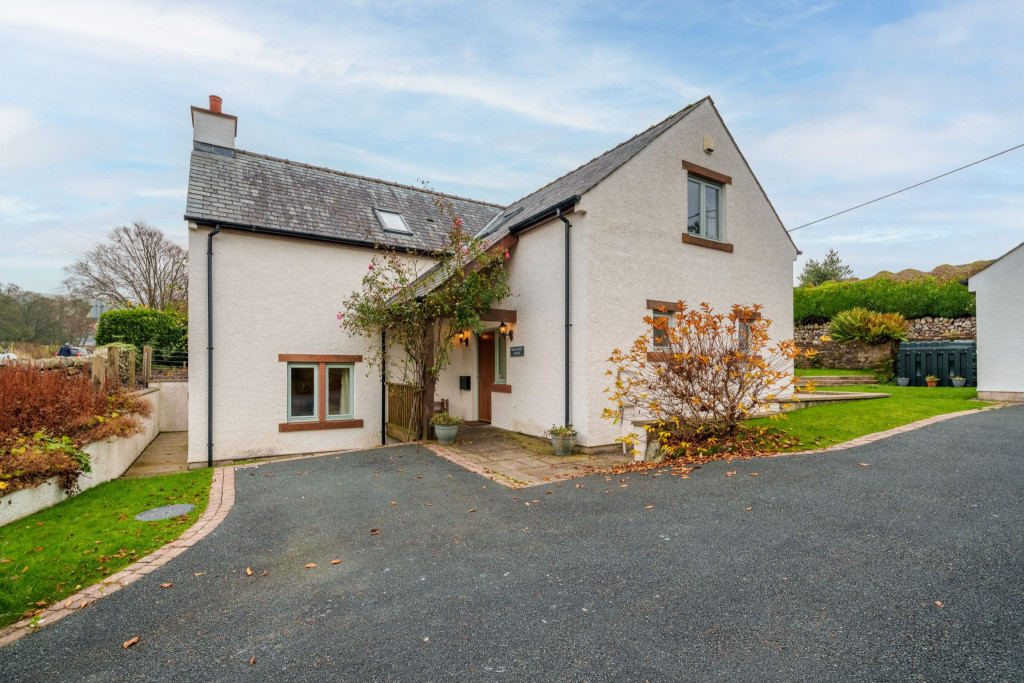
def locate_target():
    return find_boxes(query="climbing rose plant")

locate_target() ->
[339,190,511,439]
[603,302,815,459]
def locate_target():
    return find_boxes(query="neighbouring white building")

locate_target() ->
[969,242,1024,402]
[185,95,799,467]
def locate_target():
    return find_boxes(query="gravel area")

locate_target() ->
[1,405,1021,681]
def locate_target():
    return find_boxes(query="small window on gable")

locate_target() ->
[652,312,671,348]
[374,209,411,234]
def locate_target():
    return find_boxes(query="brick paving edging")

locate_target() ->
[0,466,237,649]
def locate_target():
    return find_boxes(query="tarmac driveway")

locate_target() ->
[2,406,1022,681]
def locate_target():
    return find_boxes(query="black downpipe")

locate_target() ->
[556,208,572,426]
[206,224,221,468]
[380,331,387,445]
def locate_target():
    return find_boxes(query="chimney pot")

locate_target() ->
[209,95,223,113]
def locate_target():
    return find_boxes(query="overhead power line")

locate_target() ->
[788,141,1024,233]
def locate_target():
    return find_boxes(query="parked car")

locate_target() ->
[55,346,92,358]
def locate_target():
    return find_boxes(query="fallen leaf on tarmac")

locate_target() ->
[750,473,758,477]
[746,507,753,511]
[370,529,381,535]
[620,484,628,488]
[935,601,945,608]
[426,503,432,506]
[645,506,654,509]
[468,509,477,513]
[725,471,737,477]
[160,583,173,588]
[194,572,204,576]
[123,637,139,649]
[304,563,316,568]
[79,600,89,609]
[265,474,274,477]
[245,568,253,576]
[250,656,256,666]
[261,570,268,577]
[330,559,341,565]
[417,475,423,479]
[859,463,870,467]
[391,501,397,505]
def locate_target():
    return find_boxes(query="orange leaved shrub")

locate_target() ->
[0,364,151,494]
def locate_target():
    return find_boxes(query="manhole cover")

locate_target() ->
[134,504,195,521]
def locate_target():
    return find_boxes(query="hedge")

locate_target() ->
[794,278,975,323]
[95,309,187,351]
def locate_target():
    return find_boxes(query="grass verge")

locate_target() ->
[0,469,212,629]
[795,368,876,376]
[749,386,992,451]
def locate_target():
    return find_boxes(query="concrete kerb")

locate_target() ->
[0,466,237,649]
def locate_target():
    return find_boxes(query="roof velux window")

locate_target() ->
[374,209,411,234]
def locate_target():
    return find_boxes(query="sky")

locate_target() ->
[1,0,1021,294]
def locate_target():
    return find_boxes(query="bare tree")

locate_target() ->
[63,221,187,310]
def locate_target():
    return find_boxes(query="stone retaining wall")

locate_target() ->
[796,316,976,344]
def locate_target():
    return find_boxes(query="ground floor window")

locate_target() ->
[279,354,363,432]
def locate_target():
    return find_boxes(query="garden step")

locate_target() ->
[796,376,878,387]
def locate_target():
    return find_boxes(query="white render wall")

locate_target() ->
[969,243,1024,400]
[577,100,797,446]
[187,226,401,463]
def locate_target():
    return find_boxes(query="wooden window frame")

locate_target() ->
[279,354,364,432]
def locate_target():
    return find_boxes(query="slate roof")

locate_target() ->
[185,149,503,252]
[474,97,706,242]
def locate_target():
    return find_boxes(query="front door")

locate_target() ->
[478,332,495,422]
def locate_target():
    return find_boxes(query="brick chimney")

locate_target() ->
[191,95,237,151]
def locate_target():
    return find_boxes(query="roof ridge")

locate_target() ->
[507,97,708,204]
[233,149,506,209]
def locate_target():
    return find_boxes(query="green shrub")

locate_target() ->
[829,307,909,344]
[794,277,975,322]
[95,309,186,352]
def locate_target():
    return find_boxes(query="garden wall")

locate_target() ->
[1,387,163,526]
[796,316,976,346]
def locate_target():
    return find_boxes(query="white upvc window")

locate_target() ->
[326,363,355,419]
[287,363,318,422]
[687,177,722,241]
[496,332,507,383]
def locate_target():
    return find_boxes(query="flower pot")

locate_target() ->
[434,424,459,445]
[550,434,576,456]
[926,378,939,388]
[952,378,967,388]
[897,377,910,387]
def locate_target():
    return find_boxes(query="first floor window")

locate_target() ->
[288,364,318,421]
[687,177,722,240]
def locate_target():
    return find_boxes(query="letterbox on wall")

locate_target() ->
[459,375,471,391]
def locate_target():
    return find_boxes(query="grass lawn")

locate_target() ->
[0,469,212,629]
[749,385,992,451]
[794,368,876,376]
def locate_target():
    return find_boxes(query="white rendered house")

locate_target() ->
[185,96,799,466]
[968,242,1024,402]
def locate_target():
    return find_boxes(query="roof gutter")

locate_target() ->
[507,195,580,236]
[206,223,221,468]
[184,216,437,257]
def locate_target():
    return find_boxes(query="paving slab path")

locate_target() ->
[1,406,1022,681]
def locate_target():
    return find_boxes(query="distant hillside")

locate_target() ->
[859,260,994,284]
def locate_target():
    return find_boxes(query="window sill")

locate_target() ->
[491,384,512,393]
[279,419,364,432]
[682,234,733,253]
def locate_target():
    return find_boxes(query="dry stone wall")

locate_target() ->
[794,316,976,370]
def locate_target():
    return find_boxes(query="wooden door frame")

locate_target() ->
[476,326,501,422]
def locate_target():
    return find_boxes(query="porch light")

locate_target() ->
[457,331,469,347]
[499,322,513,341]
